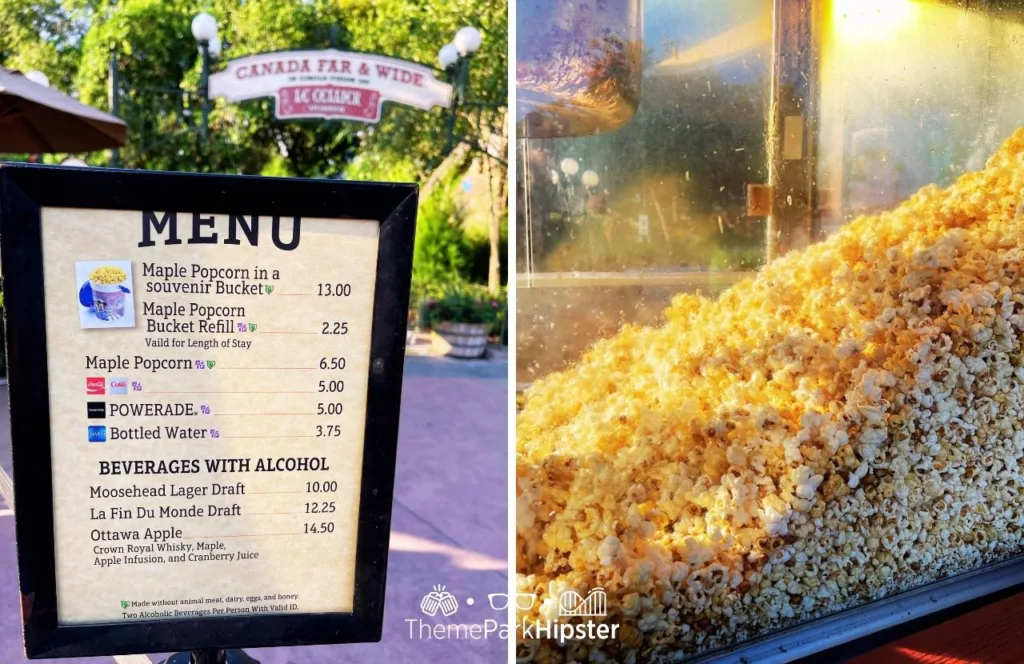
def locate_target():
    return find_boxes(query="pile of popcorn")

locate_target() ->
[516,128,1024,662]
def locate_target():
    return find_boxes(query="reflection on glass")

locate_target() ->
[518,0,772,381]
[517,0,644,138]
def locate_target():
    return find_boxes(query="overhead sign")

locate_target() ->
[0,164,416,657]
[209,49,453,122]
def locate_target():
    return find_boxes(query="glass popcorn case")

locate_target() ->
[515,0,1024,661]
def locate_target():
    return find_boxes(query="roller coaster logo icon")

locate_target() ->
[558,587,607,617]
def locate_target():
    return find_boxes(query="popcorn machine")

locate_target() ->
[516,0,1024,661]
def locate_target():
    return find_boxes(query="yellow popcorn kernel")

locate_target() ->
[88,265,127,285]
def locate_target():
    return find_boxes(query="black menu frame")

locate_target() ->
[0,163,417,658]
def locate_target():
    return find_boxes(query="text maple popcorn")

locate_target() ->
[516,128,1024,661]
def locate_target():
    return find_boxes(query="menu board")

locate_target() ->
[40,207,379,625]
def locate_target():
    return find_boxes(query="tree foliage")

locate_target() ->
[335,0,507,181]
[1,0,505,179]
[1,0,508,292]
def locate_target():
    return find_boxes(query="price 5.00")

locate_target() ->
[317,402,343,415]
[318,380,345,393]
[317,425,342,437]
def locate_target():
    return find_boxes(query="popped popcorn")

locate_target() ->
[517,128,1024,661]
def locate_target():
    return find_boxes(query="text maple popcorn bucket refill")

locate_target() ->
[87,265,130,320]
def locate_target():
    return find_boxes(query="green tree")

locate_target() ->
[2,0,359,175]
[337,0,508,292]
[336,0,507,181]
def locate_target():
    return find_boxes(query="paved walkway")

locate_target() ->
[0,355,508,664]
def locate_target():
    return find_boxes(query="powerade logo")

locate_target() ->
[87,402,106,419]
[86,377,105,395]
[88,426,107,443]
[108,377,128,395]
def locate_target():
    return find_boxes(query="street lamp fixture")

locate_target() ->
[438,43,459,70]
[581,170,600,188]
[191,12,218,43]
[560,158,579,176]
[439,25,499,159]
[191,11,219,142]
[454,26,482,56]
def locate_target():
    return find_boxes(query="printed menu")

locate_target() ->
[41,207,379,625]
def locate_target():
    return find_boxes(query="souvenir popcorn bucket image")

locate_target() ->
[76,260,136,329]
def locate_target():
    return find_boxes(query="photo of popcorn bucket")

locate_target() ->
[76,260,136,329]
[87,266,128,320]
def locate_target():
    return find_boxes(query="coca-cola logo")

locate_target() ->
[86,377,105,395]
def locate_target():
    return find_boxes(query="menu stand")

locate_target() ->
[162,649,261,664]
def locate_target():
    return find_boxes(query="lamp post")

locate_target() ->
[437,25,487,156]
[191,11,219,143]
[109,12,220,168]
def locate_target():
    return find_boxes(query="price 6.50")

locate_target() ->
[319,357,347,370]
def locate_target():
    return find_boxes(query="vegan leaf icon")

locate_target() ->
[120,600,129,609]
[206,361,216,368]
[265,285,274,294]
[249,323,257,332]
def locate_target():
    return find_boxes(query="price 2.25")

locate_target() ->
[322,321,349,335]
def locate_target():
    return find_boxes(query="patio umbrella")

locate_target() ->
[0,67,126,153]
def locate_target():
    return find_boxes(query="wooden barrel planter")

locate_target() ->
[436,321,489,359]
